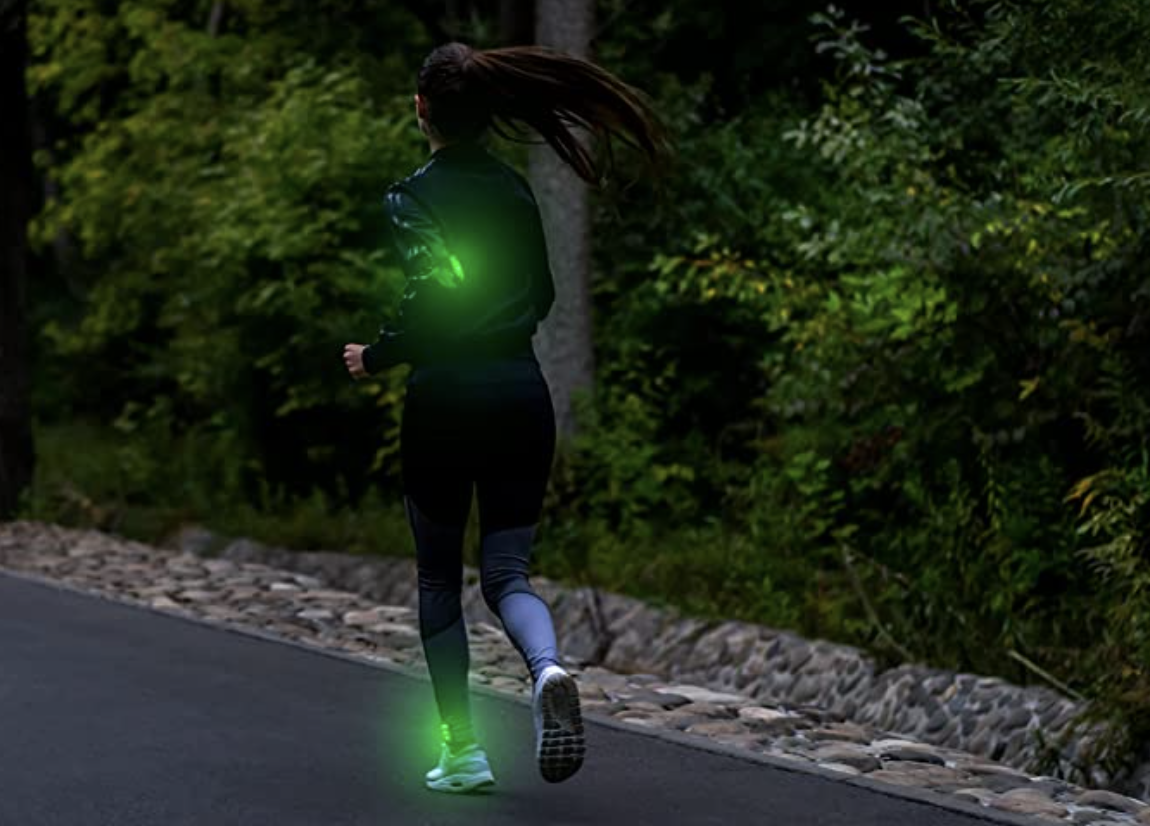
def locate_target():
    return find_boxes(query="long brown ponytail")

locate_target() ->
[416,41,675,190]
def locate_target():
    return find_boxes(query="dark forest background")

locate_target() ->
[6,0,1150,784]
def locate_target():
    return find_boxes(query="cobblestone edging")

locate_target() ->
[159,523,1150,802]
[1,519,1148,825]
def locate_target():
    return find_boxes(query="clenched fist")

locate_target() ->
[343,343,369,379]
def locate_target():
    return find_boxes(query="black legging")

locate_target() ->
[401,353,562,747]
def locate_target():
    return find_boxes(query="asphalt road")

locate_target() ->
[0,571,1043,826]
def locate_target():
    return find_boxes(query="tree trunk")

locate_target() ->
[206,0,224,36]
[529,0,595,443]
[499,0,533,45]
[0,0,35,519]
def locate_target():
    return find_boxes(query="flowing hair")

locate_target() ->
[416,41,675,191]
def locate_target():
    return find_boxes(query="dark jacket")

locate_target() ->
[361,140,556,374]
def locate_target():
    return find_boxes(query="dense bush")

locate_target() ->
[579,1,1150,779]
[28,0,429,505]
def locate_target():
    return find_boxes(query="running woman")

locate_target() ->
[342,40,672,794]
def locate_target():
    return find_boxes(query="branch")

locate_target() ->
[840,544,915,662]
[1007,648,1086,702]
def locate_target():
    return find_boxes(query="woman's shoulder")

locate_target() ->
[385,144,538,216]
[482,152,537,204]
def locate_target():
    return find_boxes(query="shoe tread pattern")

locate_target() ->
[538,672,586,783]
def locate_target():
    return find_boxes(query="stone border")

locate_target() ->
[164,524,1149,801]
[1,519,1148,826]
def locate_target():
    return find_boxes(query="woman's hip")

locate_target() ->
[402,361,554,445]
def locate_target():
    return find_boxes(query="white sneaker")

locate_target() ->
[531,664,586,783]
[425,723,495,793]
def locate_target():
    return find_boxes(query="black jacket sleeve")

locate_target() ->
[362,184,462,374]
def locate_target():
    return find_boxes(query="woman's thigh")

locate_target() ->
[400,380,474,528]
[472,372,556,536]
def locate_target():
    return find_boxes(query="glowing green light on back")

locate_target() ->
[448,253,465,284]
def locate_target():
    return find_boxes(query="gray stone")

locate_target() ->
[1076,789,1147,815]
[613,712,662,726]
[660,711,712,731]
[654,685,748,705]
[819,762,862,775]
[297,608,335,621]
[614,688,692,710]
[964,762,1032,778]
[980,773,1038,794]
[737,715,801,737]
[811,744,881,773]
[786,645,814,671]
[837,667,865,695]
[1072,810,1117,825]
[990,788,1067,820]
[793,705,846,725]
[583,699,628,715]
[967,728,994,756]
[672,702,736,719]
[878,746,946,766]
[808,722,871,744]
[925,708,950,734]
[792,676,822,704]
[952,788,999,806]
[867,765,968,788]
[708,732,769,749]
[627,672,664,685]
[685,719,749,737]
[620,701,667,715]
[737,706,793,724]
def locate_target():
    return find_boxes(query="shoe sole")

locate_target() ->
[425,769,495,794]
[537,671,586,783]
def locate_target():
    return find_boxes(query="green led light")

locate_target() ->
[366,677,508,804]
[448,253,465,284]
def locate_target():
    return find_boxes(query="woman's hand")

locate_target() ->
[343,343,369,379]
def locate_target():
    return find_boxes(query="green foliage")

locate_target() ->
[581,0,1150,778]
[28,0,428,500]
[1064,444,1150,775]
[23,417,415,556]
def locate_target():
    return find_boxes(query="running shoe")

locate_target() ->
[425,723,495,793]
[532,664,586,782]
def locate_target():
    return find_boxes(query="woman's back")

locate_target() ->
[383,140,555,379]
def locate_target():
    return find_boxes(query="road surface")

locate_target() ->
[0,572,1044,826]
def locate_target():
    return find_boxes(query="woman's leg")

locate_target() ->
[472,367,561,684]
[401,380,477,750]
